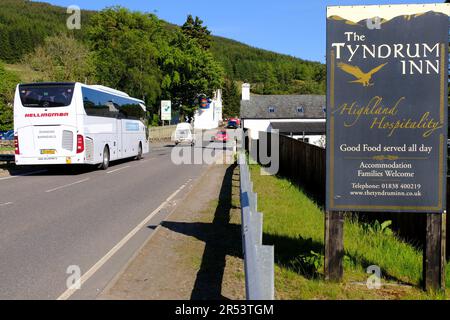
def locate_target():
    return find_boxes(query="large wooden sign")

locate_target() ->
[326,4,449,212]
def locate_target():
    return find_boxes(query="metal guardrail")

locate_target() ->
[239,152,274,300]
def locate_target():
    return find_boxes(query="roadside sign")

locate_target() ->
[326,4,449,212]
[161,100,171,121]
[199,97,210,109]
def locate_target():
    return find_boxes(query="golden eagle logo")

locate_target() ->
[337,62,387,87]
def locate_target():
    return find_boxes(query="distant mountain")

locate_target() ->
[0,0,325,94]
[327,11,446,28]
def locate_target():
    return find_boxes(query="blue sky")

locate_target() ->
[43,0,441,63]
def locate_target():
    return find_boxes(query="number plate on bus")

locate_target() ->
[40,149,56,155]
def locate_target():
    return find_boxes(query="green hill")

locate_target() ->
[0,0,93,62]
[211,36,325,94]
[0,0,324,95]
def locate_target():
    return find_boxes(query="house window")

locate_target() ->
[268,106,276,113]
[322,106,326,114]
[297,106,304,114]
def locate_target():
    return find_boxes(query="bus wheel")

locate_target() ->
[136,143,143,160]
[99,146,110,170]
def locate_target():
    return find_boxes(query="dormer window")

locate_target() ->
[297,106,304,114]
[268,106,276,113]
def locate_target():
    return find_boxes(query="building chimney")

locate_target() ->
[242,83,250,101]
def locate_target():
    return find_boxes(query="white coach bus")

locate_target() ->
[14,82,149,169]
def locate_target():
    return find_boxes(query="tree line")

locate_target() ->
[0,0,327,130]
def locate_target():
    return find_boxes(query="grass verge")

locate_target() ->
[249,164,449,300]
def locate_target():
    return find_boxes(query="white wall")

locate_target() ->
[214,89,223,122]
[193,89,222,130]
[291,134,325,148]
[243,118,326,140]
[242,83,250,101]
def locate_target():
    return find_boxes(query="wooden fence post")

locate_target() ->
[324,211,344,281]
[423,212,446,292]
[441,212,447,289]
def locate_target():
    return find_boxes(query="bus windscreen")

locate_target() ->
[19,84,75,108]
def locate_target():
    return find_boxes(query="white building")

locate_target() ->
[193,89,222,130]
[240,83,326,147]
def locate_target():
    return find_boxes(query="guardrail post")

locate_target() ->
[255,245,275,300]
[239,151,274,300]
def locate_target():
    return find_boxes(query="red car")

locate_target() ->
[229,117,241,126]
[212,130,229,143]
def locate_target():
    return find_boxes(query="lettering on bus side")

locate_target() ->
[125,122,140,131]
[25,113,69,118]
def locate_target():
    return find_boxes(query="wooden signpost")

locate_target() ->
[424,213,446,291]
[325,4,449,291]
[324,211,344,281]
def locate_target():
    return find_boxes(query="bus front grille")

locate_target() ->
[62,130,74,151]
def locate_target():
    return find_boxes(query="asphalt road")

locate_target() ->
[0,140,233,299]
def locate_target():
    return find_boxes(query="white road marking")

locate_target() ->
[56,180,190,300]
[0,202,13,207]
[138,158,156,164]
[0,169,48,181]
[106,166,131,174]
[45,178,90,193]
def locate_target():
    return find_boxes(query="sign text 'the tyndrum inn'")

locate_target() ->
[326,4,449,212]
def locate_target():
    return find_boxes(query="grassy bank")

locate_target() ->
[249,164,449,300]
[5,63,44,83]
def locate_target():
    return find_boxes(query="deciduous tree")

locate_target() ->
[24,33,95,83]
[0,62,20,130]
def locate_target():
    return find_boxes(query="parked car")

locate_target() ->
[173,123,195,146]
[229,117,241,126]
[212,130,229,143]
[227,120,238,129]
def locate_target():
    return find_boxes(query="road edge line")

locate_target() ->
[56,182,188,300]
[97,224,162,300]
[96,164,216,299]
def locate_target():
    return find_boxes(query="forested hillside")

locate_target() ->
[211,36,325,94]
[0,0,326,128]
[0,0,94,62]
[0,0,325,91]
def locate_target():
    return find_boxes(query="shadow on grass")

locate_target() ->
[160,163,242,300]
[263,233,324,279]
[263,230,417,286]
[256,163,448,261]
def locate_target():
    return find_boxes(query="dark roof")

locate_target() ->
[270,121,325,134]
[240,94,326,119]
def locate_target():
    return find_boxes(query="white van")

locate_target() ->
[172,123,194,146]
